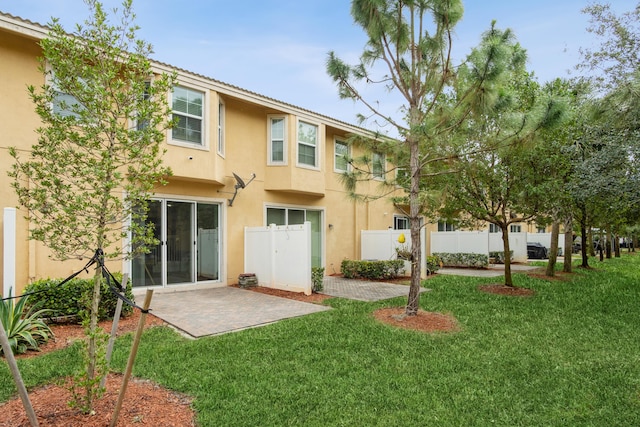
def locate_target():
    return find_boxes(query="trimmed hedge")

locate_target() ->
[24,272,135,321]
[489,251,513,264]
[433,252,489,268]
[341,259,404,280]
[426,255,441,275]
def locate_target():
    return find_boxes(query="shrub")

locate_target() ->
[489,251,513,264]
[426,255,441,275]
[311,267,325,293]
[433,252,489,268]
[24,273,135,322]
[340,259,404,280]
[0,290,53,355]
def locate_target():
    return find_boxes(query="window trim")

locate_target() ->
[334,139,350,173]
[46,64,85,119]
[268,115,287,165]
[437,220,457,232]
[169,84,208,150]
[296,118,320,170]
[372,151,385,180]
[217,97,225,157]
[393,215,410,230]
[510,224,522,233]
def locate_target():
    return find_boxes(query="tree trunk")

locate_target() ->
[501,225,513,286]
[579,206,589,268]
[545,221,560,277]
[614,233,620,257]
[405,137,422,316]
[86,263,102,408]
[563,216,573,273]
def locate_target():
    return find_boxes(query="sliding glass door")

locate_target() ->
[132,199,221,287]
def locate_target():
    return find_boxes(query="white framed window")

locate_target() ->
[171,85,205,146]
[268,115,287,165]
[217,98,225,156]
[510,224,522,233]
[297,120,319,168]
[372,152,385,179]
[135,81,151,131]
[47,66,85,119]
[489,223,501,233]
[537,226,546,233]
[438,220,456,232]
[394,216,410,230]
[396,167,410,187]
[334,140,349,172]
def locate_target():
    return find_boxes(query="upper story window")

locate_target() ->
[217,99,225,156]
[171,86,204,145]
[297,120,318,168]
[396,167,410,187]
[372,152,385,179]
[510,224,522,233]
[489,223,500,233]
[53,90,84,119]
[48,67,85,119]
[268,115,287,165]
[136,81,151,131]
[537,225,546,233]
[334,140,349,172]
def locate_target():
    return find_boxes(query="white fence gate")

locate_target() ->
[244,222,312,295]
[360,228,427,278]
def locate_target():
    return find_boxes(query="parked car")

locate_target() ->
[527,242,548,259]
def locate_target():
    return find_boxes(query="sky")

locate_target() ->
[0,0,633,129]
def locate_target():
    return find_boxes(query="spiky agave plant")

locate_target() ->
[0,290,54,355]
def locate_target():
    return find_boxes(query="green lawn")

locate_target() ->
[3,255,640,426]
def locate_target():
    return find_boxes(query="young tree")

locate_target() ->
[437,35,565,286]
[9,0,175,411]
[327,0,520,315]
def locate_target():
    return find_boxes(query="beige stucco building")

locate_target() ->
[1,12,411,295]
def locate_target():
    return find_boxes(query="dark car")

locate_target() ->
[527,242,548,259]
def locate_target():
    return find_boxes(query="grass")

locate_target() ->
[3,255,640,425]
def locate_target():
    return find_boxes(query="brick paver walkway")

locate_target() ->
[321,276,428,302]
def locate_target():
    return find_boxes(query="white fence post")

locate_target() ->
[3,207,16,298]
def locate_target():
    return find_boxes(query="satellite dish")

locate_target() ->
[233,172,246,189]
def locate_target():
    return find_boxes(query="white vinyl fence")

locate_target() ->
[244,222,312,295]
[431,230,528,262]
[528,233,565,255]
[360,228,427,277]
[3,207,16,298]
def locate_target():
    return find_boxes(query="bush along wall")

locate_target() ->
[488,251,513,264]
[24,272,135,321]
[433,253,489,268]
[341,259,404,280]
[426,255,441,275]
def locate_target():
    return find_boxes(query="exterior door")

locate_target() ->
[132,199,221,287]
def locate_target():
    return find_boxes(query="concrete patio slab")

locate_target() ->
[146,287,330,338]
